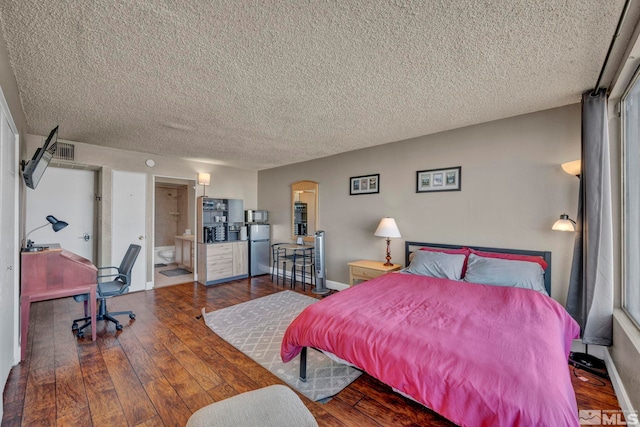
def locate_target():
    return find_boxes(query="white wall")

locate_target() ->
[259,104,581,304]
[22,135,258,281]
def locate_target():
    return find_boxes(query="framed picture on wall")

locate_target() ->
[416,167,461,193]
[350,174,380,195]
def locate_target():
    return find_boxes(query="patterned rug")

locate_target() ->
[202,290,361,401]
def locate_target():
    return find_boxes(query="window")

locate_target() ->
[622,70,640,326]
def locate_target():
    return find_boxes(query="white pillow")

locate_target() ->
[403,250,466,280]
[463,253,547,295]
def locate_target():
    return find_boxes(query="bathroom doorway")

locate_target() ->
[153,176,196,288]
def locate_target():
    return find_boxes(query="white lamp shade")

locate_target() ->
[552,214,576,232]
[198,173,210,186]
[561,160,581,176]
[374,218,401,238]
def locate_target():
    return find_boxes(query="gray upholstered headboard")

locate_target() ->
[404,241,552,295]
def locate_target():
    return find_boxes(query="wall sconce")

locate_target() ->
[374,217,401,266]
[198,173,210,196]
[561,160,581,177]
[552,213,576,232]
[555,161,580,231]
[23,215,69,250]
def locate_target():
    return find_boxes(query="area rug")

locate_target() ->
[159,268,191,277]
[202,290,361,402]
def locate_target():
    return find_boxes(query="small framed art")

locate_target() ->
[350,174,380,195]
[416,166,461,193]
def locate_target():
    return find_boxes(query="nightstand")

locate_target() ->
[347,260,402,286]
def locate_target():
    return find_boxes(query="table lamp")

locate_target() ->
[374,217,401,266]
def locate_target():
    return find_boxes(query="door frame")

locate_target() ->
[0,87,20,369]
[152,175,197,286]
[25,164,99,262]
[112,170,147,292]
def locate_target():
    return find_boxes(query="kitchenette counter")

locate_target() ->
[175,235,195,241]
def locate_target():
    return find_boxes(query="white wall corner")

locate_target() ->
[604,348,637,420]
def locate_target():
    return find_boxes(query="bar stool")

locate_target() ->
[271,243,292,286]
[291,246,315,291]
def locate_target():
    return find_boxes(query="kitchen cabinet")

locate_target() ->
[197,241,248,285]
[197,196,244,243]
[232,241,248,276]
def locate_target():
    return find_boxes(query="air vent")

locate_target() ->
[53,142,75,161]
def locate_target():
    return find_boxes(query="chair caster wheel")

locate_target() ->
[129,314,136,319]
[116,324,123,331]
[72,323,78,331]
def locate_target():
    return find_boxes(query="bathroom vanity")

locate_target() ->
[174,235,194,272]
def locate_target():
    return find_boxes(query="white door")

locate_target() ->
[0,106,19,395]
[112,170,146,292]
[25,167,95,261]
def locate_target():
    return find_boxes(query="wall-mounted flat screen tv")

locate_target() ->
[23,126,58,190]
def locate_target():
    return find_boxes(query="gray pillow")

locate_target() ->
[403,250,466,280]
[463,253,547,295]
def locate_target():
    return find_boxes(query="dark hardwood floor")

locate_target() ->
[2,276,622,426]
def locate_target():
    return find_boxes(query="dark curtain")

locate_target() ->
[566,89,614,346]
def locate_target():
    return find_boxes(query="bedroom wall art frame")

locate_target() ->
[416,166,461,193]
[350,173,380,195]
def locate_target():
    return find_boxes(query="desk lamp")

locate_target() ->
[23,215,68,251]
[374,217,401,266]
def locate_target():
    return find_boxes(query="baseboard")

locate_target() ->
[326,280,349,291]
[604,348,636,418]
[270,267,349,291]
[570,341,607,358]
[571,340,637,418]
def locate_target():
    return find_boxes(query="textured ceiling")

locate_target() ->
[0,1,630,170]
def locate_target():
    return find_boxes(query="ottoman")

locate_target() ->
[186,384,318,427]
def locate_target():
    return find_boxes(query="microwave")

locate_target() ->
[245,209,268,223]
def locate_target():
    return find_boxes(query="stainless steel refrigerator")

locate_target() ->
[248,223,270,276]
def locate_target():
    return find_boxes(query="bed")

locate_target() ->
[281,242,580,426]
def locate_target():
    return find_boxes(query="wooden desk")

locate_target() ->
[20,245,98,360]
[347,260,402,286]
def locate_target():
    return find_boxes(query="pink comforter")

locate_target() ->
[281,273,580,426]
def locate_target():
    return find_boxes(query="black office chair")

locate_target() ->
[291,246,315,291]
[72,244,141,336]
